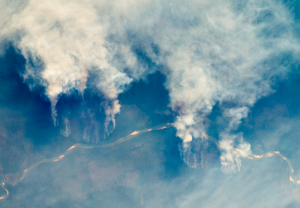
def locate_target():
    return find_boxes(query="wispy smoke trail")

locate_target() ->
[0,0,299,171]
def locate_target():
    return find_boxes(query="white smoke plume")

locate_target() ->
[60,117,71,137]
[157,0,300,171]
[1,0,299,171]
[0,0,138,126]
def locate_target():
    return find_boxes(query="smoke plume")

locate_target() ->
[1,0,299,171]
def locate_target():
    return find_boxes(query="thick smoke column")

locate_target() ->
[154,0,299,172]
[1,0,299,172]
[0,0,137,127]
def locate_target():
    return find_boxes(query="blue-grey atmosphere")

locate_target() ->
[1,0,300,207]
